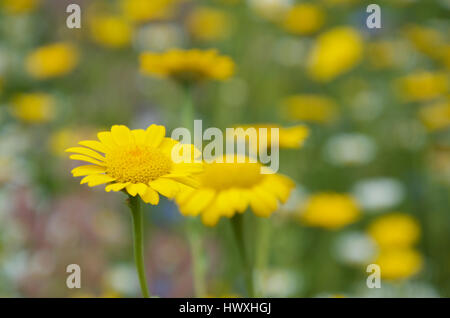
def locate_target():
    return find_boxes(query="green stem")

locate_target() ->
[230,213,255,297]
[187,220,207,297]
[127,195,150,298]
[181,83,195,132]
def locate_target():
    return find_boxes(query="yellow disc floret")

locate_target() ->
[106,146,172,184]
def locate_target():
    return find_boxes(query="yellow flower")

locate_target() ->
[49,127,96,157]
[186,7,231,42]
[25,43,79,79]
[10,92,55,123]
[90,15,133,48]
[322,0,357,6]
[367,41,397,70]
[368,213,420,249]
[281,94,338,124]
[404,25,446,61]
[140,49,235,83]
[396,71,448,102]
[232,124,309,149]
[375,248,423,280]
[300,193,360,229]
[282,4,325,35]
[66,124,202,205]
[307,26,363,82]
[175,155,295,226]
[0,0,39,14]
[418,99,450,132]
[120,0,178,23]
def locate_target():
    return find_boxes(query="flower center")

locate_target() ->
[105,145,172,184]
[200,161,264,190]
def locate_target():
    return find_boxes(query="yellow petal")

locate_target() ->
[126,183,148,197]
[162,175,199,188]
[80,174,116,187]
[79,140,110,153]
[97,131,116,148]
[179,189,216,216]
[146,124,166,148]
[71,165,106,177]
[105,182,130,192]
[131,129,147,145]
[159,138,178,155]
[66,147,105,161]
[69,154,105,166]
[149,178,180,199]
[201,205,221,227]
[111,125,131,146]
[141,187,160,205]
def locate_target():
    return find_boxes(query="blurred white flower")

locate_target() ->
[352,178,405,212]
[255,268,301,297]
[334,231,377,266]
[103,264,140,296]
[358,281,439,298]
[134,24,183,51]
[247,0,293,21]
[323,133,376,166]
[273,37,307,67]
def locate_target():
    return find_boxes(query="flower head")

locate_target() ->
[0,0,40,14]
[282,94,338,124]
[231,124,309,150]
[307,26,363,82]
[299,193,360,229]
[395,71,448,102]
[89,15,133,49]
[67,124,202,205]
[120,0,178,23]
[374,248,423,280]
[140,49,235,83]
[25,43,79,79]
[176,155,295,226]
[10,92,55,123]
[186,7,231,42]
[368,213,420,249]
[282,4,325,35]
[418,99,450,131]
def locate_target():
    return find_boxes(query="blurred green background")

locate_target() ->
[0,0,449,297]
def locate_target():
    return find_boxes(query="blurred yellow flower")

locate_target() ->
[25,43,79,79]
[396,71,448,102]
[232,124,309,149]
[186,7,231,42]
[10,92,55,123]
[50,127,96,157]
[0,0,39,14]
[368,213,420,249]
[248,0,291,22]
[121,0,177,23]
[404,25,446,61]
[282,94,338,124]
[67,124,202,205]
[418,99,450,131]
[322,0,357,5]
[375,248,423,280]
[176,155,295,226]
[140,49,235,83]
[90,15,133,48]
[307,26,363,82]
[282,4,325,35]
[367,41,397,70]
[300,193,360,229]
